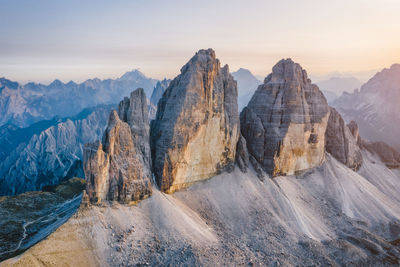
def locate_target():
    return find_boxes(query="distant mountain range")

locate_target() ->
[315,76,362,103]
[332,64,400,150]
[0,105,113,195]
[232,68,263,110]
[0,70,157,128]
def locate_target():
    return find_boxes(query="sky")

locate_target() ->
[1,0,399,84]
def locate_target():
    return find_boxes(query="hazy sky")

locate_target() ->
[1,0,399,83]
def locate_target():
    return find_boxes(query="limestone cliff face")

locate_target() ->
[84,89,152,203]
[240,59,330,176]
[150,49,240,193]
[325,108,363,171]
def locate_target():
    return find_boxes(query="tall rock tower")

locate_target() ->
[83,88,152,204]
[240,59,330,176]
[150,49,240,193]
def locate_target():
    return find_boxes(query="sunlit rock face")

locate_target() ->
[240,59,330,176]
[325,108,363,171]
[150,49,240,193]
[84,88,152,204]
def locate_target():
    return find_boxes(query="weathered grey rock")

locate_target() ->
[240,59,330,176]
[150,49,240,193]
[235,135,249,173]
[325,108,363,171]
[361,140,400,169]
[118,88,152,169]
[84,89,152,204]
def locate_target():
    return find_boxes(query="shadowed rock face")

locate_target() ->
[348,120,362,146]
[84,89,152,204]
[150,49,240,193]
[240,59,330,176]
[325,108,363,171]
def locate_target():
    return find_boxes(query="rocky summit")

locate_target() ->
[240,59,330,176]
[84,88,152,204]
[325,108,363,170]
[150,49,240,193]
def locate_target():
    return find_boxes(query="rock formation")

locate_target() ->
[347,120,362,146]
[150,49,239,193]
[235,135,249,173]
[84,88,152,203]
[240,59,330,176]
[325,108,363,170]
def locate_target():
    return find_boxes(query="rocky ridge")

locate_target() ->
[150,49,239,193]
[0,105,111,196]
[84,89,152,204]
[0,70,157,128]
[332,64,400,150]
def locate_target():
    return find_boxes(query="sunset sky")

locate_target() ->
[1,0,399,83]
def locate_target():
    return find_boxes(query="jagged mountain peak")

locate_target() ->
[48,79,65,87]
[151,48,239,193]
[266,58,310,84]
[241,58,329,176]
[179,48,219,74]
[232,68,259,79]
[119,69,147,80]
[0,77,19,90]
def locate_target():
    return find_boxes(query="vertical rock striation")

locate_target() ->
[150,49,240,193]
[325,108,363,170]
[84,88,152,204]
[240,59,330,176]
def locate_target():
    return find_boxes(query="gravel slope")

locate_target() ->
[2,153,400,266]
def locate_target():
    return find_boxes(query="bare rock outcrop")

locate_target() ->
[84,88,152,204]
[325,108,363,170]
[240,59,330,176]
[235,135,249,173]
[150,49,240,193]
[348,120,362,146]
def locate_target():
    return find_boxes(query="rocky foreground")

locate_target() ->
[2,153,400,266]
